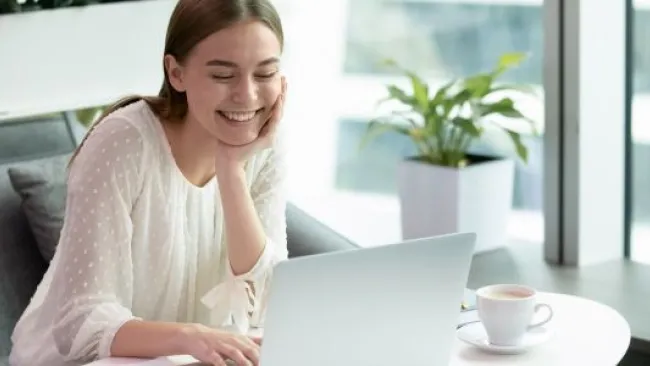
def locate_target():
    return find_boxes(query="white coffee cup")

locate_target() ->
[476,284,553,346]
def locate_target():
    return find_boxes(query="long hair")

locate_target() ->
[69,0,284,167]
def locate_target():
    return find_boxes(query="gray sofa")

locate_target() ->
[0,115,359,365]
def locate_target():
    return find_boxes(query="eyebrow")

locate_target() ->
[206,57,279,68]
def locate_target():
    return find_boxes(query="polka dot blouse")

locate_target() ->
[9,101,289,365]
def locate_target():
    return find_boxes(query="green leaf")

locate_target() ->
[431,79,457,104]
[406,71,429,113]
[390,111,421,128]
[479,98,518,117]
[380,58,398,68]
[429,79,457,125]
[425,113,440,136]
[441,98,457,118]
[451,117,481,138]
[478,98,538,134]
[497,52,527,73]
[379,58,429,112]
[503,128,528,163]
[75,106,105,127]
[463,74,493,98]
[451,88,473,105]
[385,85,415,107]
[360,119,411,149]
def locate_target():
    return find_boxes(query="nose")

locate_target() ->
[231,76,258,105]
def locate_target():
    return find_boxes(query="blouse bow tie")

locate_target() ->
[201,278,254,334]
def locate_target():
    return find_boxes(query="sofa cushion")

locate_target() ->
[7,154,70,263]
[0,116,86,358]
[286,203,358,257]
[0,163,48,358]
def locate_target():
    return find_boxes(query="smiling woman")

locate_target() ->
[208,56,281,136]
[9,1,289,366]
[165,19,283,147]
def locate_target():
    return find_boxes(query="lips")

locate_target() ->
[218,108,263,124]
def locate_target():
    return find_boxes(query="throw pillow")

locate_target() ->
[7,154,70,263]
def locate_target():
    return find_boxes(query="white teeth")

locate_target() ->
[221,110,256,122]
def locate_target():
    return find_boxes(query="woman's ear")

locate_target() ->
[164,54,186,93]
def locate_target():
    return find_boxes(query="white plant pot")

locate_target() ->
[397,156,515,253]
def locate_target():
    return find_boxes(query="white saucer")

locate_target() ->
[457,322,553,355]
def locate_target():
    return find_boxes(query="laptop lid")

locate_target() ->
[259,232,477,366]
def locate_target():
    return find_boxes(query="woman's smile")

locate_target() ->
[217,108,264,125]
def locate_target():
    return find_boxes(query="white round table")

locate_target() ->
[450,292,631,365]
[88,292,631,366]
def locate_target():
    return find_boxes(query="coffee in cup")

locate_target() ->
[476,284,553,346]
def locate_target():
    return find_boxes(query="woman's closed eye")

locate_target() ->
[210,72,277,81]
[255,71,277,80]
[211,74,234,81]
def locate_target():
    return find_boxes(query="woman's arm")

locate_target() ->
[58,118,260,365]
[217,166,268,275]
[217,142,289,275]
[111,320,260,364]
[209,142,289,332]
[110,320,186,357]
[51,117,145,361]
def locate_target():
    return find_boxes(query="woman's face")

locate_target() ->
[166,20,283,146]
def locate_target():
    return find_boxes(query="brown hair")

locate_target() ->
[69,0,284,166]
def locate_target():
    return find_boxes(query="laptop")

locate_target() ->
[258,232,477,366]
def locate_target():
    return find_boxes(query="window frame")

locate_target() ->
[543,0,629,265]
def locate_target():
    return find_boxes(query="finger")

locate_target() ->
[260,93,282,132]
[258,98,283,142]
[278,77,288,112]
[268,91,285,130]
[234,336,260,364]
[281,76,287,98]
[192,342,227,366]
[269,92,284,123]
[266,83,284,117]
[217,343,252,366]
[256,121,273,142]
[271,77,286,119]
[248,335,263,346]
[207,350,227,366]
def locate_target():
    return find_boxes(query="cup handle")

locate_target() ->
[528,303,553,330]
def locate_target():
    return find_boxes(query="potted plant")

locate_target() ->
[361,52,538,252]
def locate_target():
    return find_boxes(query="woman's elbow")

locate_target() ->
[52,320,85,361]
[52,311,103,363]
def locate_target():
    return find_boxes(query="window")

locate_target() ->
[279,0,545,247]
[631,0,650,263]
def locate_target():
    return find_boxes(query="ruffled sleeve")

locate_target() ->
[49,117,145,363]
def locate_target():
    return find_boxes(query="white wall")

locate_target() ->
[0,0,176,119]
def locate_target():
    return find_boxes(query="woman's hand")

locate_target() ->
[215,77,287,173]
[177,323,261,366]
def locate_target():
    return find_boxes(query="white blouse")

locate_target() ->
[9,101,288,366]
